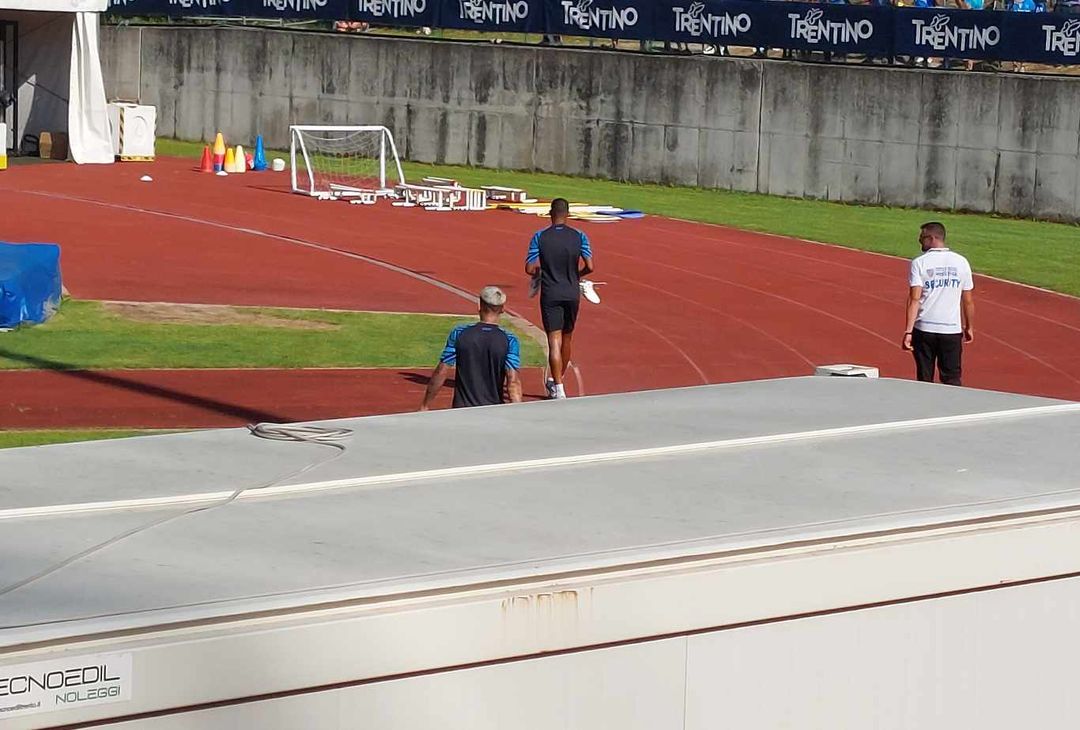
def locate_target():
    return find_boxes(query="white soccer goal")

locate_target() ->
[289,125,406,199]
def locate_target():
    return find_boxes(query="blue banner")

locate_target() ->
[440,0,544,33]
[108,0,371,19]
[352,0,437,27]
[654,0,766,48]
[544,0,654,40]
[994,10,1078,64]
[894,7,1003,60]
[245,0,353,18]
[104,0,1080,65]
[107,0,236,14]
[776,2,893,55]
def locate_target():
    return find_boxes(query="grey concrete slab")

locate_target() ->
[804,69,846,142]
[533,49,589,120]
[760,64,809,137]
[314,36,353,100]
[468,111,498,167]
[496,113,536,170]
[100,26,141,103]
[916,143,958,210]
[628,123,664,182]
[701,60,762,134]
[804,137,844,201]
[865,68,920,146]
[315,97,351,127]
[954,147,998,213]
[877,142,919,207]
[916,73,960,150]
[1030,81,1080,157]
[532,113,570,173]
[993,150,1038,217]
[637,58,706,129]
[841,139,882,203]
[997,75,1051,155]
[596,120,632,180]
[1033,153,1079,221]
[661,125,700,186]
[699,128,756,191]
[405,104,451,164]
[343,38,386,102]
[346,99,382,131]
[379,104,410,155]
[728,131,760,192]
[954,73,1000,152]
[591,52,641,123]
[837,72,886,146]
[256,93,297,149]
[760,133,808,198]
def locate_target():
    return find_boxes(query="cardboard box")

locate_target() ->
[38,132,69,161]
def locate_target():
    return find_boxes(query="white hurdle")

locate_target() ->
[395,183,488,211]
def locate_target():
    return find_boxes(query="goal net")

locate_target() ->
[290,125,405,199]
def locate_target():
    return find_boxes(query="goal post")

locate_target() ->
[289,125,406,198]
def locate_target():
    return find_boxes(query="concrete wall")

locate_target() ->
[100,24,1080,221]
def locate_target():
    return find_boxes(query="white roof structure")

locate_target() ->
[1,377,1078,726]
[3,376,1078,637]
[0,0,112,163]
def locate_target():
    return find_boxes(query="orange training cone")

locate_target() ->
[223,147,236,175]
[199,145,213,173]
[212,132,226,172]
[233,145,246,174]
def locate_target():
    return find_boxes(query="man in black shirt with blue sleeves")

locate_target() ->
[524,198,594,400]
[420,286,523,410]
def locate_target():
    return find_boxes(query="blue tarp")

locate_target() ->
[0,243,63,330]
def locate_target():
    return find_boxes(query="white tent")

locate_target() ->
[0,0,112,164]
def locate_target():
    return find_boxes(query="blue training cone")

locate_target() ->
[252,135,268,172]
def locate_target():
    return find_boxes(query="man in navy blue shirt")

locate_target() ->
[420,286,522,410]
[525,198,594,400]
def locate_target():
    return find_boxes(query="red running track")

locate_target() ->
[1,157,1078,428]
[0,369,547,429]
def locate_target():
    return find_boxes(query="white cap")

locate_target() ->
[479,286,506,307]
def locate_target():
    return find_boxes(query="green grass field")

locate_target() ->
[159,137,1080,297]
[0,300,543,448]
[0,300,545,370]
[0,430,168,449]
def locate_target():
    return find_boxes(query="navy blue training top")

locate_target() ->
[440,322,521,408]
[525,225,593,302]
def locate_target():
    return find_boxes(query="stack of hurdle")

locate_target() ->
[392,177,488,211]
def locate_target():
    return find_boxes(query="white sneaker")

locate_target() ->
[529,274,541,299]
[553,383,567,399]
[545,377,556,399]
[580,280,601,304]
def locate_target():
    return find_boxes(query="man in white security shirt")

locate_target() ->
[902,222,976,386]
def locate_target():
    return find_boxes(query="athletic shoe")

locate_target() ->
[545,377,556,399]
[529,274,541,299]
[553,383,567,399]
[580,280,601,304]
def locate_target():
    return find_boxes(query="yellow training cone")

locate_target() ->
[223,146,236,174]
[233,145,247,174]
[212,132,226,172]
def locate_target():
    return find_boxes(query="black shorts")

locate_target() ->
[541,298,580,333]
